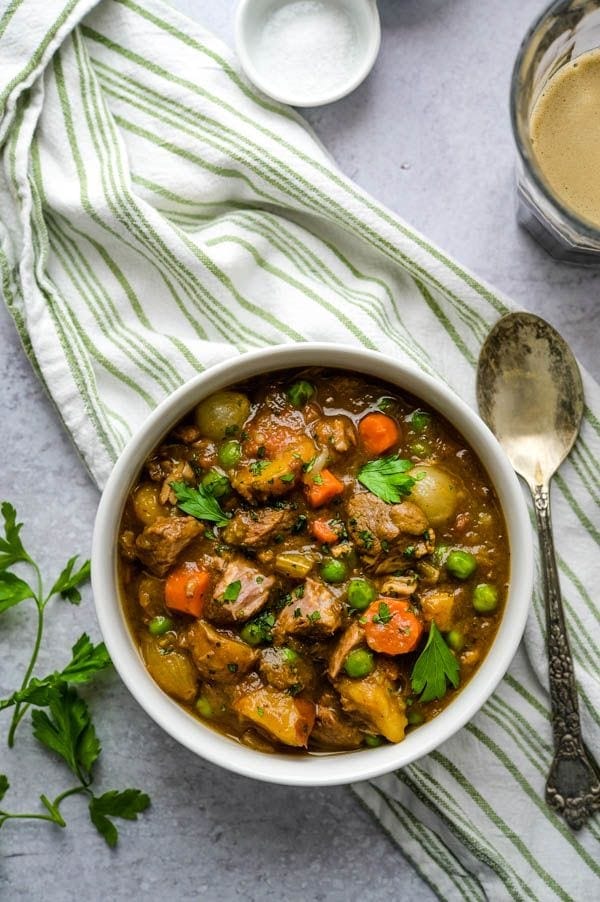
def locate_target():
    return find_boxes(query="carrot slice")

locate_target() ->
[364,596,423,655]
[358,413,400,456]
[311,518,340,544]
[165,564,211,617]
[304,469,344,508]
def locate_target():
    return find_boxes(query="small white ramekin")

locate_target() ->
[234,0,382,107]
[92,344,533,787]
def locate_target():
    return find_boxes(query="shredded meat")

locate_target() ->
[134,516,204,577]
[273,577,343,641]
[311,688,363,749]
[328,621,365,679]
[205,558,274,624]
[313,415,357,454]
[379,575,418,597]
[222,508,297,548]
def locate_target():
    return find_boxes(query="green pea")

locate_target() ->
[281,647,299,664]
[344,648,375,678]
[472,583,499,614]
[148,616,173,636]
[411,410,431,433]
[286,380,315,408]
[201,469,230,498]
[347,578,377,611]
[218,440,242,470]
[445,629,465,652]
[320,558,348,584]
[240,622,265,646]
[407,709,424,726]
[446,550,477,580]
[364,734,383,747]
[195,696,213,719]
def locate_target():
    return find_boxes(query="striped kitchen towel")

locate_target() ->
[1,0,599,897]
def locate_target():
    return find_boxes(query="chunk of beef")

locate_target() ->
[379,575,418,598]
[232,683,316,748]
[222,508,297,548]
[328,621,365,679]
[183,620,258,683]
[258,646,316,693]
[311,688,363,750]
[273,577,342,641]
[313,415,357,454]
[346,492,429,558]
[135,515,204,577]
[159,461,194,505]
[336,664,407,743]
[205,557,274,624]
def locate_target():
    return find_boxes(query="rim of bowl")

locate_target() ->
[92,344,533,787]
[234,0,382,107]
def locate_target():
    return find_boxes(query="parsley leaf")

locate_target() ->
[49,556,91,605]
[372,602,393,625]
[223,580,242,603]
[171,481,230,527]
[31,686,100,782]
[249,460,270,476]
[0,503,29,570]
[410,622,460,703]
[88,789,151,848]
[279,472,295,484]
[0,774,8,802]
[0,571,35,614]
[0,634,111,711]
[358,455,421,503]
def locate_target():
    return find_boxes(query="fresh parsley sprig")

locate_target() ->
[358,455,422,503]
[0,502,150,846]
[171,480,230,526]
[410,622,460,702]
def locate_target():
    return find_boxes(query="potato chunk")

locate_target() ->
[233,685,315,748]
[420,587,458,632]
[336,667,407,743]
[141,637,197,703]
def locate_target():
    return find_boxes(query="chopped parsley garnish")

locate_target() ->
[249,460,270,476]
[224,424,239,437]
[227,663,238,673]
[307,610,321,623]
[246,611,276,643]
[292,514,308,534]
[372,602,393,625]
[404,545,416,558]
[311,473,324,486]
[256,707,265,718]
[171,481,230,527]
[257,445,266,459]
[293,607,302,619]
[410,622,460,702]
[358,529,375,550]
[358,455,422,504]
[302,456,316,473]
[255,576,264,584]
[293,584,305,599]
[377,397,393,411]
[279,472,295,484]
[222,580,242,603]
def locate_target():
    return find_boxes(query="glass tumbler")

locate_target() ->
[511,0,600,263]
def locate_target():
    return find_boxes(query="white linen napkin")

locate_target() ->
[1,1,599,897]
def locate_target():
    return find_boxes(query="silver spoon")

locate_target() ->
[477,311,600,831]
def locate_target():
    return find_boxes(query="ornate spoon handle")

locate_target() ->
[533,484,600,830]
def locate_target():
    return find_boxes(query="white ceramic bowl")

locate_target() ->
[234,0,381,107]
[92,344,533,786]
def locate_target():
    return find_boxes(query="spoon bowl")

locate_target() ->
[477,311,600,830]
[477,312,584,488]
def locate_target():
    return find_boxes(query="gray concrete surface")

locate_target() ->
[1,1,598,899]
